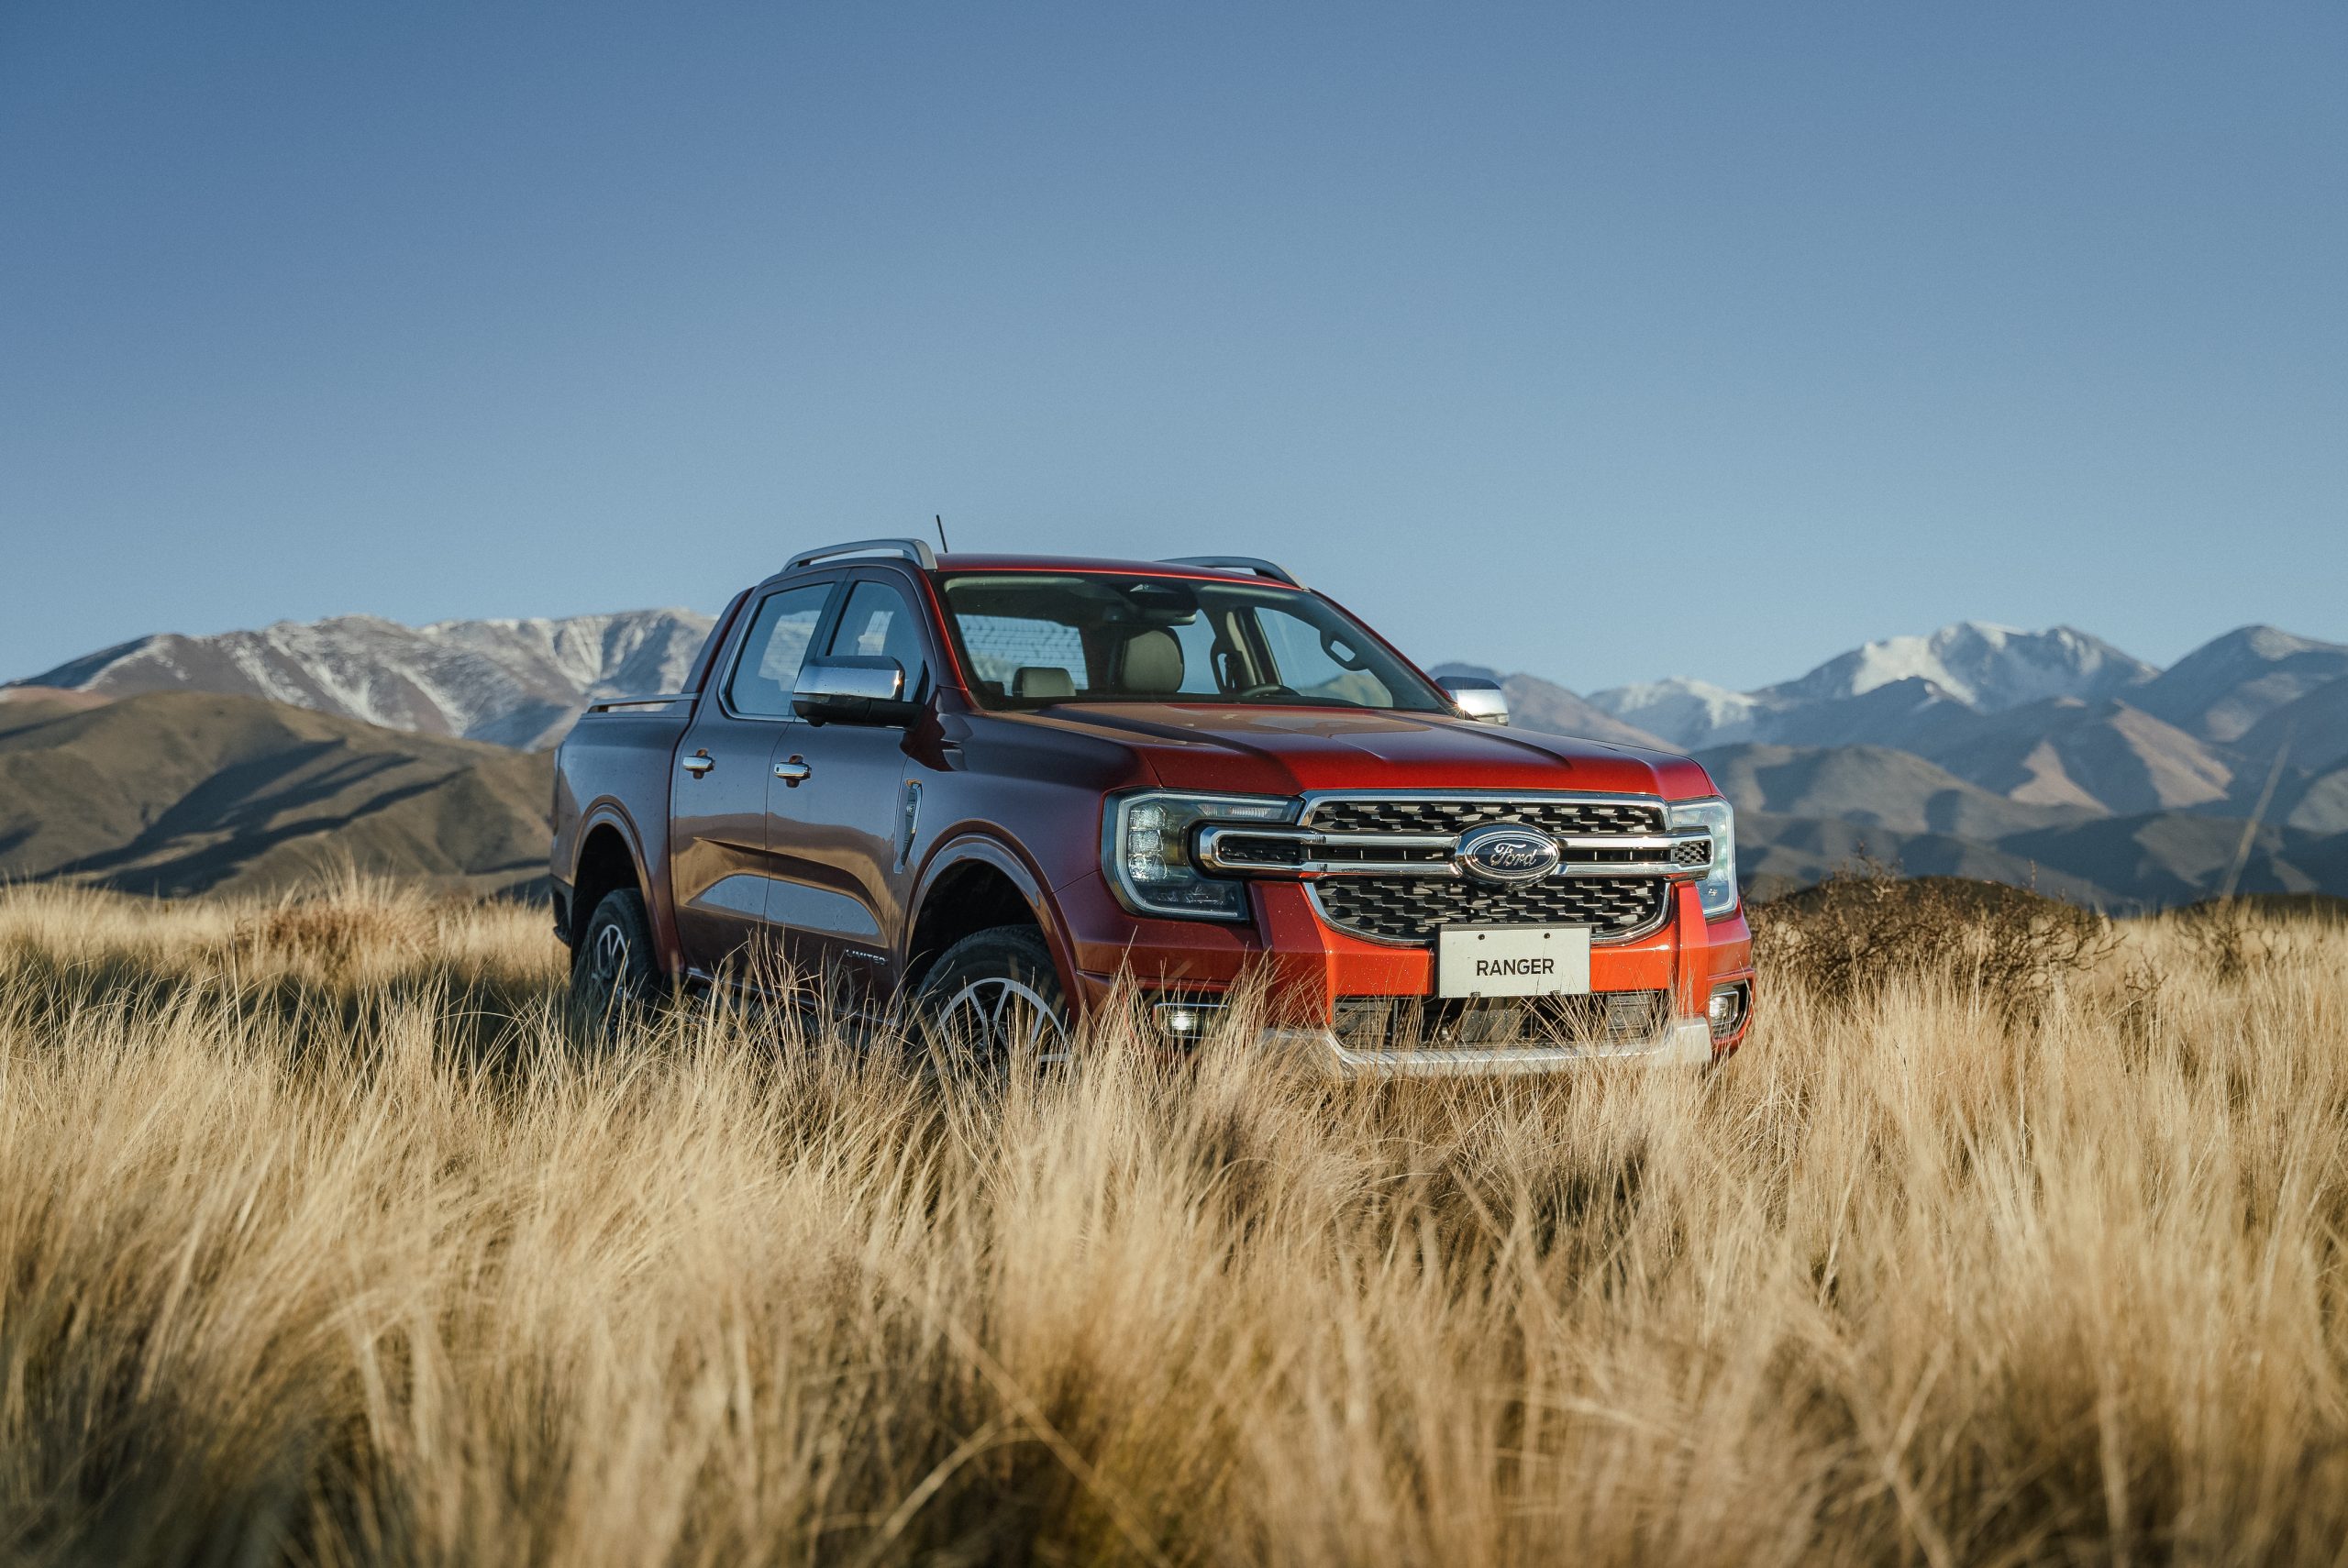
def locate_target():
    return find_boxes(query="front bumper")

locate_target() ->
[1058,873,1755,1077]
[1263,1015,1720,1079]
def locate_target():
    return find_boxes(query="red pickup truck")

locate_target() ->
[549,540,1753,1076]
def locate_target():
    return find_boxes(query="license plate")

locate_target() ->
[1436,925,1591,999]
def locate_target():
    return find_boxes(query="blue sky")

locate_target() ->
[4,2,2342,694]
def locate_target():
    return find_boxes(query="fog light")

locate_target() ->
[1707,983,1749,1043]
[1151,999,1226,1040]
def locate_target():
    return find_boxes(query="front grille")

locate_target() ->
[1334,989,1670,1051]
[1311,876,1670,946]
[1304,797,1666,837]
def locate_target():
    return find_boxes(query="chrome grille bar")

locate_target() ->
[1194,823,1711,878]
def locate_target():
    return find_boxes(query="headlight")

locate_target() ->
[1102,790,1296,921]
[1667,796,1738,918]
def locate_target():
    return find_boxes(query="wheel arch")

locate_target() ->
[568,805,655,962]
[904,834,1077,999]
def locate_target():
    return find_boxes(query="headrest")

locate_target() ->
[1121,629,1184,695]
[1013,666,1076,699]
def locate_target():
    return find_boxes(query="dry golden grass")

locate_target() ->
[2,879,2344,1566]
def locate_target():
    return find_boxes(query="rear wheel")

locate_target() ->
[571,889,657,1027]
[914,926,1071,1068]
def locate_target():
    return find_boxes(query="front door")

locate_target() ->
[764,573,936,1003]
[668,578,836,987]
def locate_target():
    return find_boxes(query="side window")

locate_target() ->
[726,583,833,717]
[1252,605,1397,707]
[825,581,931,699]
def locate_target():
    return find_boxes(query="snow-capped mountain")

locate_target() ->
[1588,622,2158,750]
[13,609,715,749]
[1755,623,2157,712]
[1477,617,2348,838]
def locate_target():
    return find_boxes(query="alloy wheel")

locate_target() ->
[932,975,1070,1066]
[590,921,630,988]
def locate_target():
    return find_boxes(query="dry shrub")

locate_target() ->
[2163,894,2346,984]
[1751,862,2113,1021]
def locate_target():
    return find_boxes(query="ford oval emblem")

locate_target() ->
[1456,823,1561,885]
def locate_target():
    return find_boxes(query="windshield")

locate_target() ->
[937,573,1451,712]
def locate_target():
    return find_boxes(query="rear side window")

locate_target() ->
[726,583,833,716]
[825,581,931,699]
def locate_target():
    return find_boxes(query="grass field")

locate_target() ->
[2,879,2344,1566]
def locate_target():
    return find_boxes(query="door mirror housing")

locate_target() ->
[1437,675,1510,725]
[793,657,923,726]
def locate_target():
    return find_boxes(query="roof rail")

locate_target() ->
[1160,556,1302,588]
[783,537,939,572]
[583,692,689,714]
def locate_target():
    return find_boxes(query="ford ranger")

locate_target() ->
[548,539,1753,1076]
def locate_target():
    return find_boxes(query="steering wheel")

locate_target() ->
[1232,682,1300,701]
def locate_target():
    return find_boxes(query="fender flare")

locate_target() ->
[570,800,683,979]
[906,831,1080,999]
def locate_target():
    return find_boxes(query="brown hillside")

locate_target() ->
[0,690,552,898]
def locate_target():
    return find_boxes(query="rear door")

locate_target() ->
[668,577,838,986]
[762,571,940,1000]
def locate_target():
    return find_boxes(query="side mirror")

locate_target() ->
[1438,675,1510,725]
[793,657,923,727]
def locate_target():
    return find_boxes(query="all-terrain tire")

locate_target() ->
[571,889,659,1030]
[914,925,1072,1067]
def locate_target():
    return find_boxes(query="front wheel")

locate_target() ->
[914,926,1071,1068]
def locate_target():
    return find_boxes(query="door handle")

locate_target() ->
[681,752,714,777]
[773,758,813,786]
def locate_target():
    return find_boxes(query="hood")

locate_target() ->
[1002,702,1714,800]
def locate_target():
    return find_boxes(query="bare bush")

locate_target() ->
[1752,862,2114,1021]
[2155,895,2348,983]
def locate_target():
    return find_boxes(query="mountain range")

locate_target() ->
[16,610,714,750]
[1445,618,2348,908]
[7,609,2348,909]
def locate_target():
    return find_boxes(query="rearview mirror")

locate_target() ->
[1437,675,1509,725]
[793,657,923,727]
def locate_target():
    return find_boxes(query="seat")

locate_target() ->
[1120,629,1184,695]
[1013,666,1077,699]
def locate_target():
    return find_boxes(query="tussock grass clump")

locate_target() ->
[233,889,432,975]
[0,879,2344,1565]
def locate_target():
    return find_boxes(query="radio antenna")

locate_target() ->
[934,513,951,552]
